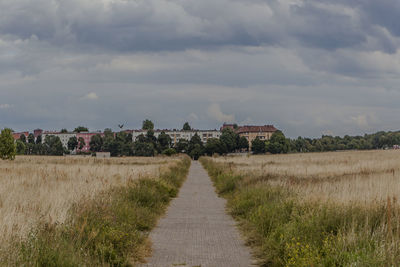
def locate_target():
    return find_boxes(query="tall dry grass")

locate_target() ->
[0,156,178,249]
[213,150,400,204]
[203,150,400,265]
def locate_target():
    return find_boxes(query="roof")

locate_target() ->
[237,125,278,134]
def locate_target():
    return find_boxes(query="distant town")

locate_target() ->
[5,120,400,160]
[8,121,279,158]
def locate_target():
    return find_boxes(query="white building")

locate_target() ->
[41,132,77,149]
[131,130,221,144]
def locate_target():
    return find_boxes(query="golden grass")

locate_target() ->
[0,155,179,248]
[213,150,400,205]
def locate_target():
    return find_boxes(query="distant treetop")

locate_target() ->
[183,122,191,131]
[142,119,154,130]
[73,126,89,133]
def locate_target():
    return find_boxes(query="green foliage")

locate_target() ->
[0,128,16,160]
[60,129,68,133]
[188,134,204,160]
[251,137,266,154]
[142,119,154,130]
[43,135,64,156]
[133,142,155,157]
[266,130,290,154]
[174,139,189,153]
[89,134,103,152]
[157,131,171,152]
[19,134,26,143]
[67,136,78,151]
[289,130,400,153]
[205,138,227,156]
[182,122,191,131]
[77,137,85,150]
[162,148,176,156]
[238,136,249,151]
[73,126,88,133]
[16,140,26,155]
[189,144,204,160]
[200,158,399,266]
[220,128,238,153]
[28,133,35,144]
[14,156,191,266]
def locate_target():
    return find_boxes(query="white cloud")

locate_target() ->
[207,103,235,123]
[0,104,12,109]
[81,92,98,100]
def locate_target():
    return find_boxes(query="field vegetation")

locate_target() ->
[0,155,190,266]
[201,150,400,266]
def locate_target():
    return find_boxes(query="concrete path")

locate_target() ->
[141,161,253,267]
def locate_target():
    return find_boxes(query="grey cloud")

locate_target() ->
[2,0,400,138]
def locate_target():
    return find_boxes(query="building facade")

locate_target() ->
[236,125,278,148]
[42,132,77,150]
[131,129,221,144]
[76,132,104,152]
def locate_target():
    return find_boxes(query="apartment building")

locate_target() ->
[41,132,76,149]
[131,129,221,144]
[221,124,278,148]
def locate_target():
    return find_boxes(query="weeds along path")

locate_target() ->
[142,161,253,267]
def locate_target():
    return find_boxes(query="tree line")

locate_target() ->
[3,123,400,160]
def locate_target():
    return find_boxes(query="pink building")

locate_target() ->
[12,132,29,142]
[76,132,104,152]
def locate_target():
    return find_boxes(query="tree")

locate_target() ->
[220,128,238,152]
[133,142,155,157]
[146,130,157,145]
[190,144,204,160]
[251,137,266,154]
[238,136,249,151]
[183,122,191,131]
[188,134,204,159]
[104,128,114,138]
[158,131,171,151]
[115,131,132,156]
[43,135,64,156]
[36,135,42,144]
[142,119,154,130]
[73,126,88,133]
[0,128,16,160]
[266,130,290,154]
[90,134,103,152]
[19,134,26,143]
[68,136,78,151]
[78,137,85,150]
[60,128,68,133]
[205,138,227,156]
[175,139,189,153]
[28,133,35,144]
[16,140,26,155]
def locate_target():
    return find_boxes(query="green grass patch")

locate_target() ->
[200,157,400,266]
[6,156,190,267]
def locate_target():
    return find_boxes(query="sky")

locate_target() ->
[1,0,400,138]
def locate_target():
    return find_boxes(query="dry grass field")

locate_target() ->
[202,150,400,266]
[213,150,400,204]
[0,156,179,250]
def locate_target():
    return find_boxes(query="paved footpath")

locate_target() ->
[141,161,254,267]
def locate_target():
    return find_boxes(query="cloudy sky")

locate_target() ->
[1,0,400,137]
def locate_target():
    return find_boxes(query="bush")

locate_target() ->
[162,148,176,156]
